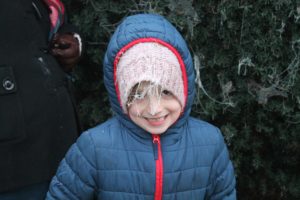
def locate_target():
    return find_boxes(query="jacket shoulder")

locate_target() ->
[83,117,121,148]
[187,117,224,146]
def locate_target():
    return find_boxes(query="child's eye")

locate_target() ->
[128,93,144,102]
[162,90,172,96]
[134,94,144,100]
[127,93,145,106]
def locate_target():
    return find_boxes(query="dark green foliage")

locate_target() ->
[65,0,300,199]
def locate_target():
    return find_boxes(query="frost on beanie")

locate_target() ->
[116,42,184,113]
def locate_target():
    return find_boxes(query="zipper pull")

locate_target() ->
[152,135,160,160]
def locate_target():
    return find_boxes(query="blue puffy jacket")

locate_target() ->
[46,14,236,200]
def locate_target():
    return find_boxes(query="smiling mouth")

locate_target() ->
[141,115,167,126]
[144,115,166,121]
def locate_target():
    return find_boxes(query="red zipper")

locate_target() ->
[152,134,163,200]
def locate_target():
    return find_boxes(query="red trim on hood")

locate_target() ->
[113,37,188,112]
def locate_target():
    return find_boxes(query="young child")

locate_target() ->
[46,13,236,200]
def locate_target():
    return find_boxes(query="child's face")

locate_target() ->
[127,82,182,134]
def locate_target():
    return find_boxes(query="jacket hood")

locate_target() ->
[103,14,195,134]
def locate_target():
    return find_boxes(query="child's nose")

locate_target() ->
[147,95,162,116]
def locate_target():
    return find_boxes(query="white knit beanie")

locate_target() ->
[116,42,184,113]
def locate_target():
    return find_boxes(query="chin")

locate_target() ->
[145,127,168,135]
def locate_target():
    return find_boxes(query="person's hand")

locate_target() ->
[50,33,81,72]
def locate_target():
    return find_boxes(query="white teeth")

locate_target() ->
[144,116,165,121]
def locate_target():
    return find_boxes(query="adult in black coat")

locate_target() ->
[0,0,82,198]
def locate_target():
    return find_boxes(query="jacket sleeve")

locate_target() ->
[206,129,237,200]
[46,131,97,200]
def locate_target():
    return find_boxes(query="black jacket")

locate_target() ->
[0,0,79,192]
